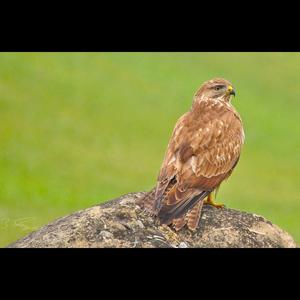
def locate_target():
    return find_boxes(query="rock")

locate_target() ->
[7,192,297,248]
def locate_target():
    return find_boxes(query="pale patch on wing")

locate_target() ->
[167,155,176,166]
[190,156,197,174]
[174,124,184,137]
[241,128,245,144]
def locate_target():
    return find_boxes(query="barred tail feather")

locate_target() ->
[157,190,209,224]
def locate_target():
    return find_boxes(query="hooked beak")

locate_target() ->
[227,85,235,97]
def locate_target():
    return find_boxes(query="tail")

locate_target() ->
[172,200,204,231]
[157,190,210,225]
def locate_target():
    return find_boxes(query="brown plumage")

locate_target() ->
[148,78,245,231]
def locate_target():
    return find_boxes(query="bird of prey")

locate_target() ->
[144,78,245,231]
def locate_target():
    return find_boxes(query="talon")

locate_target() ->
[204,193,225,208]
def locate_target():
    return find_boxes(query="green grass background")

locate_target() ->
[0,52,299,247]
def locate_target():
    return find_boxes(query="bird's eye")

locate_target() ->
[214,85,223,91]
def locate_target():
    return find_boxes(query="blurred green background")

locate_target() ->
[0,52,299,247]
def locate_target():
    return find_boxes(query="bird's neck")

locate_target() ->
[191,96,232,113]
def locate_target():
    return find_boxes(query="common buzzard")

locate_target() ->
[143,78,245,231]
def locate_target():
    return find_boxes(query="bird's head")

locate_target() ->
[194,78,235,103]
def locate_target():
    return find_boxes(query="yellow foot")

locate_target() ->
[204,194,225,208]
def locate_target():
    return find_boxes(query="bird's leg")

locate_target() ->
[204,193,224,208]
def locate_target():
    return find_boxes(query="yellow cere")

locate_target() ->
[227,85,233,92]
